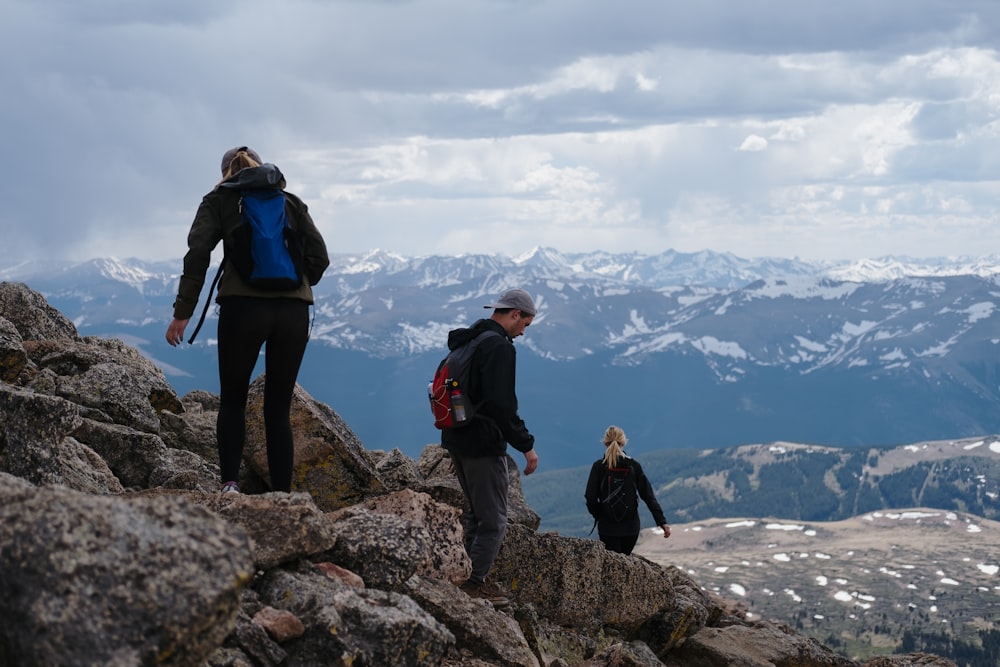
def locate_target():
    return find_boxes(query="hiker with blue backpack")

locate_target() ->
[166,146,329,494]
[585,425,671,555]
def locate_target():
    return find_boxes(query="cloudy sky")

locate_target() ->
[4,0,1000,264]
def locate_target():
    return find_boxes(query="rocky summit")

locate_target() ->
[0,280,956,667]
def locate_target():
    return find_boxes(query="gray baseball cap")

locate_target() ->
[221,146,262,175]
[484,288,536,316]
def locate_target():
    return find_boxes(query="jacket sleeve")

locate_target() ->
[477,336,534,452]
[584,462,603,519]
[634,461,668,526]
[172,196,223,320]
[286,193,330,286]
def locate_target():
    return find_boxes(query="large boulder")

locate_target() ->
[26,336,181,433]
[0,384,120,492]
[255,566,455,666]
[492,523,687,637]
[0,281,80,342]
[321,506,433,590]
[0,479,253,667]
[404,574,540,667]
[356,488,471,583]
[244,378,386,508]
[159,391,222,464]
[661,621,857,666]
[191,490,338,570]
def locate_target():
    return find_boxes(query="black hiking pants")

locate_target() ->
[216,296,309,492]
[600,533,639,555]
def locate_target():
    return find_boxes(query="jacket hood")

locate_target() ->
[446,318,506,351]
[218,163,286,190]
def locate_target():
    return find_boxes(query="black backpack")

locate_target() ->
[600,459,638,523]
[428,330,500,429]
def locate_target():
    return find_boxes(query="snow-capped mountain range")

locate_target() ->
[5,247,1000,469]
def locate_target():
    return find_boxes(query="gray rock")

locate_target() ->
[0,484,253,667]
[42,336,182,433]
[159,396,220,464]
[72,417,172,488]
[244,378,387,507]
[151,446,222,491]
[374,446,426,490]
[403,574,539,667]
[0,384,124,492]
[661,620,856,667]
[356,488,471,583]
[582,641,668,667]
[0,316,27,382]
[194,491,338,570]
[257,567,455,666]
[323,506,432,589]
[493,524,678,635]
[232,609,287,667]
[0,281,80,341]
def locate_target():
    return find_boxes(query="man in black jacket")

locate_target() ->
[442,288,539,607]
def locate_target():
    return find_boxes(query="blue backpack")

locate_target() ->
[187,188,304,343]
[228,189,303,290]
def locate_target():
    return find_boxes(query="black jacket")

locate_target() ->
[440,318,534,458]
[585,454,667,537]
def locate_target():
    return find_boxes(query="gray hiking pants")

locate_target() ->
[451,453,509,584]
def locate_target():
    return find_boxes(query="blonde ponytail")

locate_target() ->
[601,425,628,467]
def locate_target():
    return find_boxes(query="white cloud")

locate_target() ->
[738,135,769,152]
[4,1,1000,262]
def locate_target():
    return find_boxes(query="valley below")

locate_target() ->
[635,508,1000,662]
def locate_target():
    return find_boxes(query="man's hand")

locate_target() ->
[523,449,538,475]
[661,523,671,539]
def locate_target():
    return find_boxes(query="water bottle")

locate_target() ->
[450,390,468,423]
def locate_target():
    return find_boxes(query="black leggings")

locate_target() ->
[600,534,639,555]
[216,297,309,492]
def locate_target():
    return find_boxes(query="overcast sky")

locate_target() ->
[4,1,1000,264]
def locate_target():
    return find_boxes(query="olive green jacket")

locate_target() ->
[172,164,330,321]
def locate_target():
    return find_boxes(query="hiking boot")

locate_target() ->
[459,579,510,607]
[220,481,240,494]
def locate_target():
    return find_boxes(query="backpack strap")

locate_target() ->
[186,263,224,344]
[465,329,502,420]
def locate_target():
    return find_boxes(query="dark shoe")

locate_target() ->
[459,579,510,607]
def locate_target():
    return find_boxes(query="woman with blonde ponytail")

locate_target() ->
[585,425,671,555]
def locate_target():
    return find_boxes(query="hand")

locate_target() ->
[523,449,538,475]
[661,523,671,539]
[165,318,190,347]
